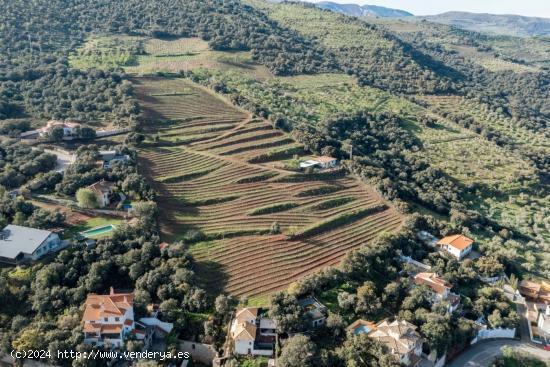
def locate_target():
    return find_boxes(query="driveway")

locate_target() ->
[43,148,76,172]
[446,340,550,366]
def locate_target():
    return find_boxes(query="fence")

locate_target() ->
[399,256,432,271]
[471,327,516,344]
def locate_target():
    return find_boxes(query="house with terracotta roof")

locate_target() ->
[230,307,277,356]
[87,180,117,208]
[437,234,474,260]
[368,319,423,367]
[519,280,550,304]
[299,156,338,170]
[82,287,145,348]
[414,272,460,313]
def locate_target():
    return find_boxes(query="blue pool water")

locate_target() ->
[81,224,115,238]
[122,204,132,210]
[353,325,371,335]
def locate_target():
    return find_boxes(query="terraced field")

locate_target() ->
[135,77,403,296]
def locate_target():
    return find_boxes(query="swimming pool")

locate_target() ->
[353,325,372,335]
[81,224,116,238]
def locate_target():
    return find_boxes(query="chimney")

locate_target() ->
[109,287,114,295]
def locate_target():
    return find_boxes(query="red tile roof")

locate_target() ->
[438,234,474,251]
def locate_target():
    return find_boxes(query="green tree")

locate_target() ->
[76,188,98,209]
[279,335,316,367]
[13,212,26,225]
[338,333,400,367]
[48,127,65,142]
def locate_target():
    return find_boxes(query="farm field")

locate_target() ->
[134,76,403,296]
[70,35,272,80]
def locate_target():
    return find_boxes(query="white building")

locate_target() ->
[299,156,338,170]
[537,304,550,341]
[230,308,277,356]
[87,180,116,208]
[99,150,130,169]
[82,288,145,348]
[437,234,474,260]
[368,319,423,367]
[414,272,460,313]
[0,225,61,264]
[298,297,327,328]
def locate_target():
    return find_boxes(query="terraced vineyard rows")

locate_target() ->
[135,77,403,296]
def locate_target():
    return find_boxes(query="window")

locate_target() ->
[104,317,108,322]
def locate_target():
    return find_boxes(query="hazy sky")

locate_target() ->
[308,0,550,18]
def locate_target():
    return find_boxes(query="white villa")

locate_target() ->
[437,234,474,260]
[368,319,424,367]
[414,272,460,313]
[82,288,145,348]
[0,225,61,264]
[230,308,277,356]
[87,180,116,208]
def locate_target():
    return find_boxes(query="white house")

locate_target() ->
[99,150,130,169]
[44,120,80,137]
[82,288,145,348]
[414,272,460,313]
[368,319,423,367]
[537,304,550,341]
[299,156,338,170]
[230,308,277,356]
[298,297,327,328]
[87,180,116,208]
[437,234,474,260]
[0,224,61,264]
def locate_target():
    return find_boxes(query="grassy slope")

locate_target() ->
[70,35,273,80]
[134,76,403,296]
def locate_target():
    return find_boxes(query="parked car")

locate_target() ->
[544,344,550,351]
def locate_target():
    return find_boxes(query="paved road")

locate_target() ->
[446,340,550,367]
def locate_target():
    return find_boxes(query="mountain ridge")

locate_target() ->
[315,1,413,18]
[420,11,550,37]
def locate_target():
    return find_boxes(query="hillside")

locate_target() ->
[421,11,550,37]
[315,2,413,18]
[134,76,403,296]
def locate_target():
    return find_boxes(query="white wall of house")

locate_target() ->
[537,314,550,339]
[471,328,516,344]
[444,244,472,260]
[234,340,254,355]
[32,233,61,259]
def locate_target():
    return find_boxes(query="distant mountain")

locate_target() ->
[315,2,413,18]
[421,11,550,37]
